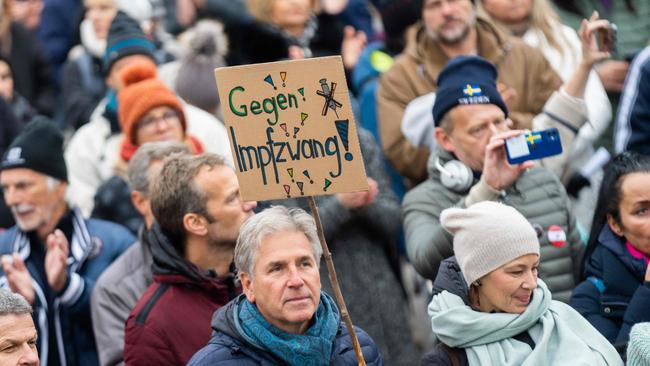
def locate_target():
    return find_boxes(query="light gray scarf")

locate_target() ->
[428,279,623,366]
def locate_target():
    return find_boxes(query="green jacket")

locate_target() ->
[403,148,585,303]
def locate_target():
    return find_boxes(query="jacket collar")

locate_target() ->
[596,225,648,277]
[431,257,470,305]
[12,208,93,272]
[149,222,238,288]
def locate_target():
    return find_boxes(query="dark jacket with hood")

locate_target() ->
[187,294,384,366]
[123,222,240,366]
[570,225,650,347]
[421,257,535,366]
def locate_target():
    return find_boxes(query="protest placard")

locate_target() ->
[214,56,368,201]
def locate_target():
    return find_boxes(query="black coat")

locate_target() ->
[3,22,56,116]
[91,176,142,235]
[226,13,344,66]
[570,225,650,348]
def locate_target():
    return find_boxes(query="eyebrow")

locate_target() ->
[631,199,650,206]
[507,262,539,270]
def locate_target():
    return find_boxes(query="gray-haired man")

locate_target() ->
[0,289,39,366]
[189,206,384,365]
[91,141,189,366]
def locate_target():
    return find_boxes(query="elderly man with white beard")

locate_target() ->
[0,119,134,366]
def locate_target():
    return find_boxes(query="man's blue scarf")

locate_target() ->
[236,291,340,366]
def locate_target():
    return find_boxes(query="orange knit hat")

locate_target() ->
[117,61,186,144]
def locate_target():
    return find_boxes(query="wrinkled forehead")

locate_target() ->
[0,167,48,185]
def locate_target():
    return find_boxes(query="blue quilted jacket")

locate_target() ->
[188,294,384,366]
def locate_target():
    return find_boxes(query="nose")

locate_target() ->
[18,346,39,365]
[286,265,305,288]
[440,0,455,16]
[521,271,537,290]
[154,118,171,132]
[243,200,257,212]
[3,186,19,207]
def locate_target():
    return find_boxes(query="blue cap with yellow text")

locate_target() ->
[432,56,508,126]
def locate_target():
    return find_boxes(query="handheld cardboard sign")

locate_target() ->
[214,56,368,201]
[505,128,562,165]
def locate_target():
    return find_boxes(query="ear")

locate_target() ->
[435,126,455,153]
[55,181,69,198]
[130,191,149,216]
[606,214,624,237]
[182,213,208,237]
[239,272,255,303]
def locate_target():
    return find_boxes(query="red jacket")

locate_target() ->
[123,224,240,366]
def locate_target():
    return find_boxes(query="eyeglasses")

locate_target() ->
[13,0,42,4]
[136,110,181,130]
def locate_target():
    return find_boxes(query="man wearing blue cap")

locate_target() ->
[403,56,585,303]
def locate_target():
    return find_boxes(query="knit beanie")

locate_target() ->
[0,118,67,182]
[628,322,650,366]
[440,201,540,285]
[432,55,508,125]
[175,20,227,113]
[118,60,186,145]
[104,11,156,73]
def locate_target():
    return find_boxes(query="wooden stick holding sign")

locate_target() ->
[215,56,368,365]
[308,196,365,366]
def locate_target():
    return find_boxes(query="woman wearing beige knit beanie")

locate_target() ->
[422,201,623,366]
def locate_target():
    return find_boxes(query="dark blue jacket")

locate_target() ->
[0,209,135,366]
[570,225,650,347]
[615,46,650,155]
[188,295,384,366]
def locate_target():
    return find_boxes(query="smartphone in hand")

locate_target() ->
[505,128,563,165]
[595,23,618,54]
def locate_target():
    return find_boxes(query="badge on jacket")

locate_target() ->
[547,225,566,248]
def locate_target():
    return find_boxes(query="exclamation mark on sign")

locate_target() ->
[300,112,308,126]
[323,179,332,191]
[302,170,314,184]
[280,72,287,87]
[287,168,294,182]
[280,123,289,137]
[264,75,277,90]
[296,181,304,195]
[298,88,305,101]
[335,119,353,161]
[283,184,291,198]
[293,127,300,138]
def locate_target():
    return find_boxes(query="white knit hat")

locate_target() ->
[440,201,540,286]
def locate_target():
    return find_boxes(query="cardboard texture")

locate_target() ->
[214,56,368,201]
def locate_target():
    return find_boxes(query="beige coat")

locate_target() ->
[377,18,562,183]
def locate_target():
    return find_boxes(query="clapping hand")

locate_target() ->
[45,229,69,293]
[1,254,35,304]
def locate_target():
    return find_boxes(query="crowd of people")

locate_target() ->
[0,0,649,365]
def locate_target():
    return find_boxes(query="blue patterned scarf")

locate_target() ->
[236,292,340,366]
